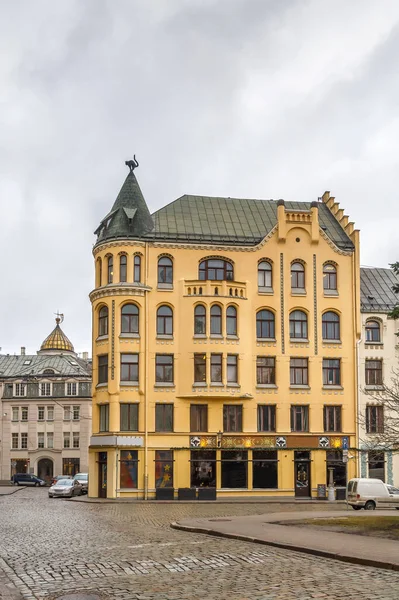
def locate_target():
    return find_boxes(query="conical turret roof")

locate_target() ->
[39,317,75,355]
[95,166,154,244]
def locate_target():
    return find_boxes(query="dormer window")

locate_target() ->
[199,259,233,281]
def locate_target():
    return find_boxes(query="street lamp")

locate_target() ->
[217,430,223,448]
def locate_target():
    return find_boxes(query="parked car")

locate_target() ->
[347,478,399,510]
[50,474,73,486]
[11,473,46,487]
[73,473,88,494]
[48,478,83,498]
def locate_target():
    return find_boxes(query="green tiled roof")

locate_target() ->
[360,267,399,312]
[0,355,91,378]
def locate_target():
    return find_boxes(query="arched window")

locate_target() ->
[158,257,173,285]
[256,310,275,339]
[323,263,337,291]
[210,305,222,335]
[121,304,139,334]
[322,311,340,340]
[291,262,305,290]
[43,369,55,375]
[119,255,127,283]
[289,310,308,339]
[365,320,381,343]
[226,306,237,336]
[99,306,108,336]
[96,258,102,287]
[107,256,113,284]
[199,259,234,281]
[194,305,206,335]
[134,255,141,283]
[258,261,272,288]
[157,305,173,336]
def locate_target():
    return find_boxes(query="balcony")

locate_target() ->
[184,280,247,299]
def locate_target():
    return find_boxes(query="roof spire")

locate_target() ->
[38,315,75,355]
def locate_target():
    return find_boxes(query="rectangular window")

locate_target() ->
[326,450,346,487]
[12,433,19,449]
[290,358,308,385]
[47,433,54,449]
[155,403,173,432]
[38,406,45,421]
[73,432,80,448]
[253,450,278,488]
[98,355,109,384]
[256,357,276,385]
[322,359,341,386]
[257,405,276,432]
[47,406,54,421]
[63,406,71,420]
[290,405,309,432]
[190,404,208,432]
[194,354,206,383]
[21,433,28,449]
[99,404,110,432]
[15,383,26,397]
[38,432,45,449]
[368,451,385,481]
[20,407,28,421]
[63,458,80,477]
[155,450,173,488]
[221,450,247,488]
[121,353,139,382]
[366,405,384,433]
[210,354,223,383]
[365,360,383,386]
[40,383,51,396]
[120,403,139,431]
[223,404,243,432]
[323,406,342,432]
[120,450,138,488]
[190,450,216,487]
[73,406,80,421]
[63,432,71,448]
[155,354,174,383]
[12,407,19,421]
[227,354,238,384]
[66,382,77,396]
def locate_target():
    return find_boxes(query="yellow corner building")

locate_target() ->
[88,162,360,499]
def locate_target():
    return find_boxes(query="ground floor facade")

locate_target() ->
[5,449,87,482]
[88,433,356,499]
[359,447,398,486]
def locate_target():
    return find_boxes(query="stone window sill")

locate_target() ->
[210,382,223,387]
[226,383,240,388]
[324,289,339,296]
[258,287,274,295]
[157,284,173,290]
[193,382,207,387]
[226,335,239,340]
[256,384,277,389]
[210,334,223,339]
[193,334,207,339]
[120,333,140,339]
[156,335,174,340]
[290,385,310,390]
[289,338,309,344]
[257,338,276,343]
[322,385,343,390]
[154,382,175,388]
[96,335,109,342]
[365,385,384,391]
[121,381,139,386]
[365,342,383,346]
[96,383,108,389]
[291,289,306,296]
[322,339,341,344]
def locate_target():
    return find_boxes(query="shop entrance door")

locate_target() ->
[98,452,107,498]
[294,451,311,498]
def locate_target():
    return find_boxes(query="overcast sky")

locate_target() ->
[1,0,399,355]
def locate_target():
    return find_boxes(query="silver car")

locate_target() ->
[73,473,88,494]
[48,478,83,498]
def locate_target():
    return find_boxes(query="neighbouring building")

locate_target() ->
[0,318,92,482]
[88,162,360,499]
[359,267,399,485]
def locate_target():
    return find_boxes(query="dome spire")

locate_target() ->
[38,314,75,355]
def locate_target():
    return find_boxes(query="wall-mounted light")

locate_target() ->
[217,430,223,448]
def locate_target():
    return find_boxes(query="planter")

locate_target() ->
[178,487,197,500]
[198,487,217,501]
[155,487,174,500]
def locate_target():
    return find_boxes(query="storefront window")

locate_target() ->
[62,458,80,476]
[120,450,138,488]
[326,450,346,487]
[253,450,278,489]
[155,450,173,488]
[190,450,216,488]
[221,450,247,488]
[368,451,385,482]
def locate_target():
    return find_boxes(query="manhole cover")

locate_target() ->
[56,595,102,600]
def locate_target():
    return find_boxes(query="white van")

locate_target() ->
[347,478,399,510]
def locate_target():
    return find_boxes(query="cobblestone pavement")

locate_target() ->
[1,488,399,600]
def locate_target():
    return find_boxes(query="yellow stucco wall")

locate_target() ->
[88,200,359,499]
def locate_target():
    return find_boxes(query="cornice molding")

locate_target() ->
[89,283,151,302]
[319,229,352,256]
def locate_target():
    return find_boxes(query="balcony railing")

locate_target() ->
[184,280,247,299]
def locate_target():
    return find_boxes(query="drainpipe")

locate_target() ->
[356,334,362,478]
[144,243,149,500]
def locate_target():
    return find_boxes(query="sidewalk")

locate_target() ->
[72,495,347,505]
[172,509,399,571]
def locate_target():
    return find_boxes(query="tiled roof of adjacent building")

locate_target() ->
[94,170,354,251]
[360,267,399,312]
[0,354,91,379]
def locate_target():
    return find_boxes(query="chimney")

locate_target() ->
[21,347,26,356]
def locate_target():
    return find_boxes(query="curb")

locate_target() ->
[170,522,399,572]
[70,497,347,505]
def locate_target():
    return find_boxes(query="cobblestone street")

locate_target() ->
[1,488,399,600]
